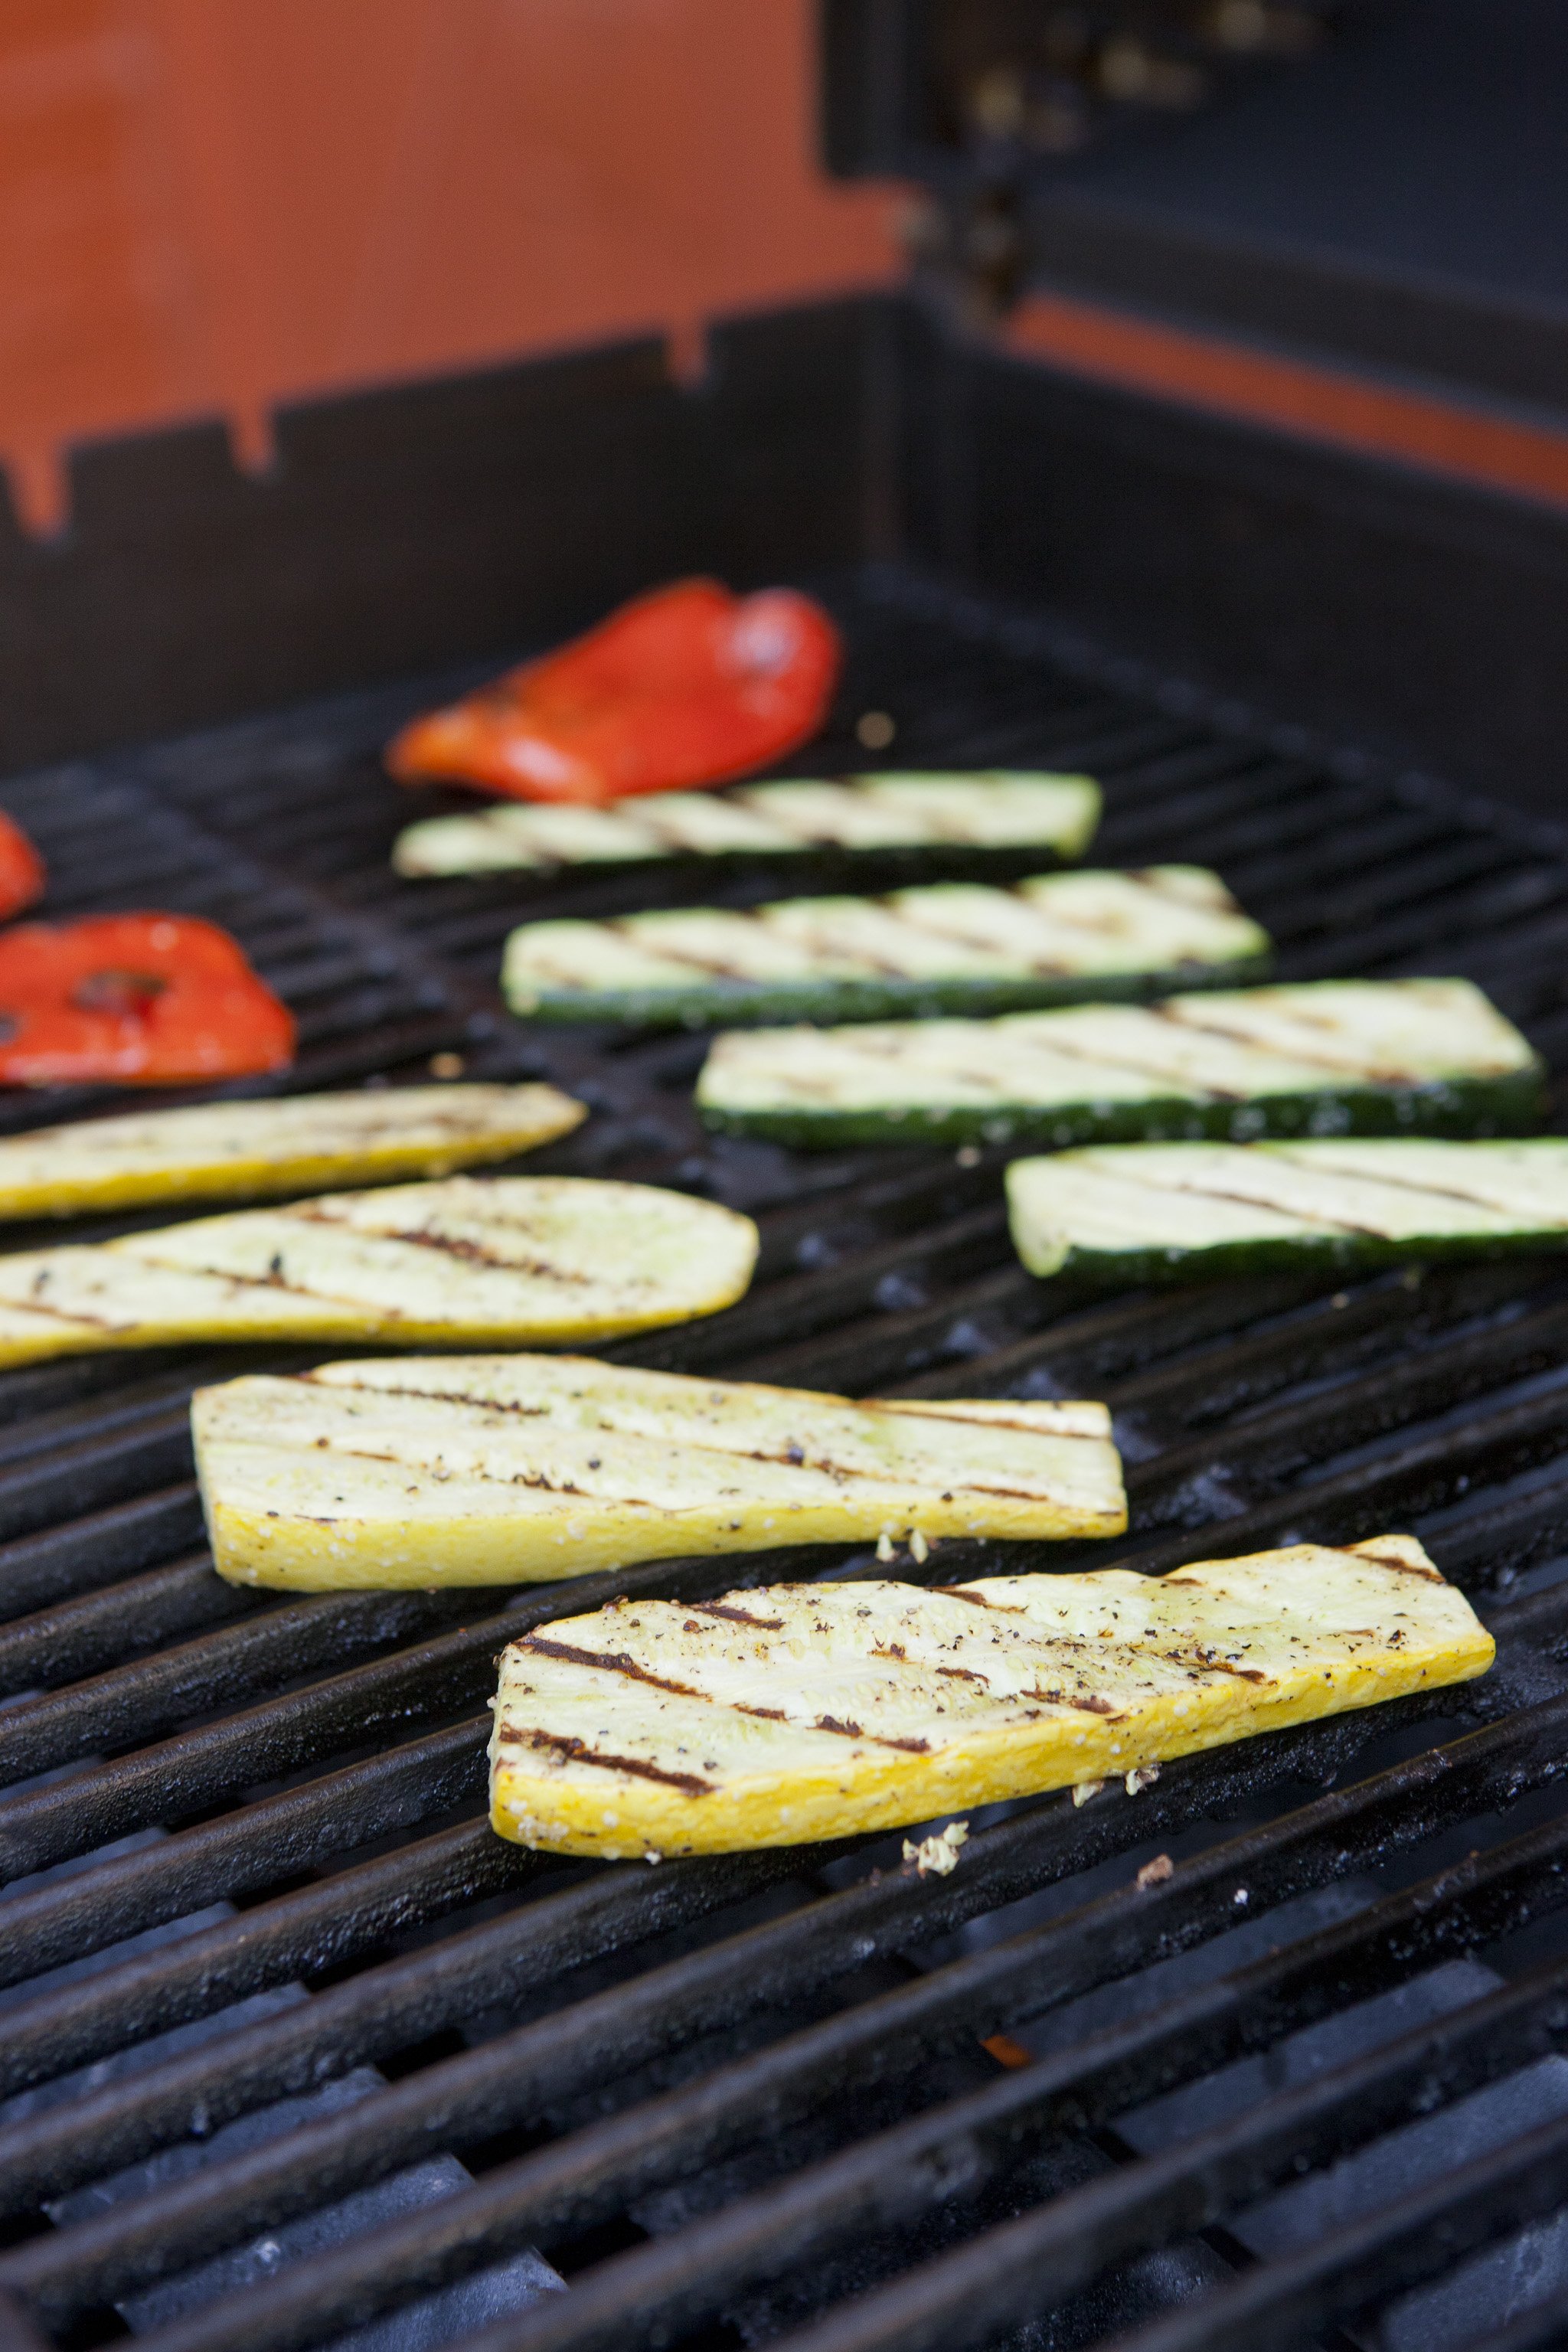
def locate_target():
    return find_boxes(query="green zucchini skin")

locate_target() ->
[489,841,1086,895]
[518,952,1276,1032]
[698,1065,1548,1151]
[1031,1228,1568,1287]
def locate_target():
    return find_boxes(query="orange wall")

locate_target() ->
[0,0,897,531]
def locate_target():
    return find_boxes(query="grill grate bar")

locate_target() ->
[0,1815,534,2103]
[0,1717,495,1994]
[1099,1259,1557,1426]
[616,1200,1013,1375]
[0,1538,898,1888]
[0,1582,480,1792]
[1076,2107,1568,2352]
[5,1622,1560,2328]
[1124,1291,1568,1526]
[0,1604,550,1886]
[4,570,1568,2348]
[0,1552,256,1697]
[1119,1384,1568,1578]
[1455,2284,1568,2352]
[313,1809,1568,2352]
[0,1482,208,1620]
[0,1406,196,1549]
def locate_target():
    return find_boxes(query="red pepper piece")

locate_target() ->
[386,578,841,803]
[0,915,295,1086]
[0,812,44,923]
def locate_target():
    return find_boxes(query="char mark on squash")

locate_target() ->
[934,1586,1027,1613]
[0,1294,116,1331]
[378,1228,598,1281]
[1337,1544,1444,1581]
[814,1711,930,1755]
[1168,1650,1268,1682]
[522,1635,708,1699]
[690,1600,786,1630]
[501,1726,712,1796]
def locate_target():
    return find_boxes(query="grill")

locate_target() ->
[8,336,1568,2352]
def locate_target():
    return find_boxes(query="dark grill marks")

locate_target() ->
[1171,1651,1269,1682]
[6,570,1568,2352]
[497,1726,714,1796]
[518,1635,707,1700]
[814,1711,932,1755]
[1142,995,1416,1085]
[380,1227,599,1282]
[1340,1541,1446,1580]
[934,1584,1027,1612]
[1253,1151,1566,1220]
[688,1600,786,1629]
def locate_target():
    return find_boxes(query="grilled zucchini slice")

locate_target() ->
[394,771,1101,881]
[0,1178,756,1370]
[696,979,1543,1150]
[1008,1136,1568,1282]
[489,1533,1493,1856]
[193,1359,1125,1589]
[500,866,1269,1028]
[0,1083,585,1221]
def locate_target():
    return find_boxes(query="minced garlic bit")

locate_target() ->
[1135,1852,1174,1890]
[910,1529,929,1564]
[1125,1763,1161,1795]
[902,1819,970,1877]
[1073,1779,1106,1808]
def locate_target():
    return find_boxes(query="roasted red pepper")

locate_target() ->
[0,812,44,923]
[386,578,841,803]
[0,915,295,1086]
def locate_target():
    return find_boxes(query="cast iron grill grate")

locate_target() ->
[2,570,1568,2352]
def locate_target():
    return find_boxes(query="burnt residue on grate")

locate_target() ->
[2,572,1568,2352]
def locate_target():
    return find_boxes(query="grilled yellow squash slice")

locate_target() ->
[488,1534,1492,1856]
[0,1083,586,1221]
[193,1357,1126,1590]
[0,1178,757,1370]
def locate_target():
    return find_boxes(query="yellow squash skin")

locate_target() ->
[0,1178,757,1370]
[0,1083,586,1220]
[487,1535,1493,1857]
[192,1357,1126,1589]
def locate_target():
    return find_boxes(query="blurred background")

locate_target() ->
[0,0,897,533]
[2,0,1565,802]
[3,0,1566,537]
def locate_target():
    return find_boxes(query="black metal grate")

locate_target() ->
[4,569,1568,2352]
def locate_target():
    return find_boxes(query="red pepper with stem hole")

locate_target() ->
[0,915,296,1086]
[386,577,841,803]
[0,812,44,923]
